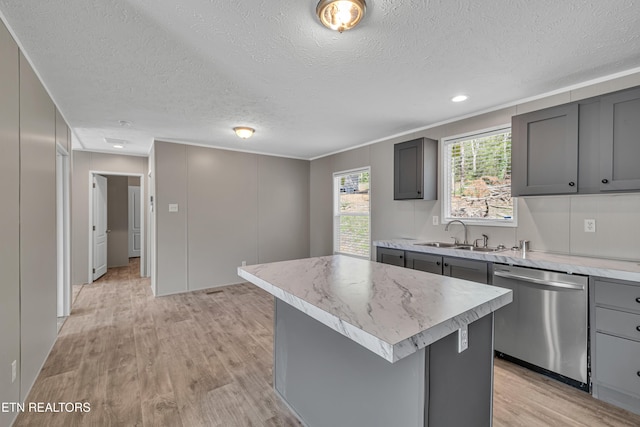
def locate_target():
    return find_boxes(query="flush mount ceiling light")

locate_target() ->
[104,137,128,149]
[451,95,469,103]
[316,0,367,33]
[233,127,255,139]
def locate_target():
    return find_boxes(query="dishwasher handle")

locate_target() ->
[494,270,585,291]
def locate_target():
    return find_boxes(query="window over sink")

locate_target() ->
[333,167,370,258]
[442,126,516,226]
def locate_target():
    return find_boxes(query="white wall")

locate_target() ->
[310,73,640,261]
[71,151,148,285]
[152,141,310,296]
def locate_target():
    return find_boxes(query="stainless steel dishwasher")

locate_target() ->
[493,264,589,390]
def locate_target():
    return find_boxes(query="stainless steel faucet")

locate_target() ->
[445,219,469,245]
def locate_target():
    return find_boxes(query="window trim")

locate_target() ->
[441,124,517,227]
[333,167,371,259]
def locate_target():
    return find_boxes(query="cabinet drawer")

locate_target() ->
[596,307,640,342]
[595,333,640,397]
[376,248,405,267]
[594,279,640,312]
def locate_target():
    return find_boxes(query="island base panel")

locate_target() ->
[273,299,494,427]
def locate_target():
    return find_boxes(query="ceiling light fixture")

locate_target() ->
[113,144,125,149]
[234,127,255,139]
[316,0,367,33]
[451,95,468,103]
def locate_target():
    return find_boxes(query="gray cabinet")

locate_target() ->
[590,277,640,415]
[443,257,489,284]
[512,85,640,196]
[599,87,640,192]
[512,103,579,196]
[394,138,437,200]
[405,251,442,275]
[376,247,405,267]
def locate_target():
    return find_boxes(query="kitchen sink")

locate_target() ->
[455,246,504,252]
[414,242,458,248]
[413,242,505,252]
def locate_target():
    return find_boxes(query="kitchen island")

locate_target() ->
[238,255,512,427]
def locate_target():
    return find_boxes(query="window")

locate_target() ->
[442,126,515,226]
[334,168,370,258]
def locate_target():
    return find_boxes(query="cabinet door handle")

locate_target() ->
[636,325,640,332]
[444,263,449,267]
[602,179,609,184]
[568,182,575,187]
[636,297,640,303]
[399,255,403,259]
[637,371,640,378]
[436,262,441,266]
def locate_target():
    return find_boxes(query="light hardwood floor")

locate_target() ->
[14,259,640,427]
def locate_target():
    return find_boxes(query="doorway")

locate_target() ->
[89,171,145,283]
[56,145,71,319]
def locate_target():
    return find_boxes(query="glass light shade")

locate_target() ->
[234,127,255,139]
[316,0,366,33]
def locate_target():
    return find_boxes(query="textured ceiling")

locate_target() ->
[1,0,639,159]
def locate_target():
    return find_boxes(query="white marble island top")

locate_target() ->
[238,255,512,363]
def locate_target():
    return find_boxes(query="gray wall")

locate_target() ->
[0,19,68,426]
[152,141,310,296]
[106,175,130,268]
[71,151,148,285]
[310,73,640,261]
[0,19,21,427]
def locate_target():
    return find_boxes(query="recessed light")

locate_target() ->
[451,95,468,103]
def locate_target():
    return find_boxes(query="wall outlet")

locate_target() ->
[11,360,16,383]
[457,325,468,353]
[584,219,596,233]
[241,261,246,267]
[168,203,179,212]
[432,216,439,226]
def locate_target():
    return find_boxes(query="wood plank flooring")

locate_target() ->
[14,259,640,427]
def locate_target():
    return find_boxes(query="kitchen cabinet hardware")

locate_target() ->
[602,179,609,184]
[636,297,640,303]
[637,371,640,377]
[444,263,449,267]
[636,325,640,332]
[569,182,575,186]
[436,261,441,266]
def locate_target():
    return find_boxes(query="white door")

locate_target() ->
[93,175,108,280]
[128,185,141,257]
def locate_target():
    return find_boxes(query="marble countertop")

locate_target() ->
[238,255,512,363]
[375,239,640,282]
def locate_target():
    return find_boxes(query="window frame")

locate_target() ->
[441,125,517,227]
[333,167,371,259]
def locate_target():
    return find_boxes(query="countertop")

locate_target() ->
[238,255,512,363]
[375,239,640,282]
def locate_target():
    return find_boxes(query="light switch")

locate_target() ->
[169,204,179,212]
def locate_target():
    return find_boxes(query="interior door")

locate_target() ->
[93,175,108,280]
[128,185,141,257]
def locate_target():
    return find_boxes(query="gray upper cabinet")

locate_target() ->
[394,137,437,200]
[512,103,579,196]
[599,87,640,192]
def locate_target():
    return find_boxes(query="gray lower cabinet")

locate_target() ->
[599,87,640,192]
[376,247,405,267]
[512,103,579,196]
[378,248,489,285]
[443,257,489,284]
[591,277,640,415]
[405,251,442,275]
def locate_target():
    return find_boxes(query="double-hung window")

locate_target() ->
[333,168,371,258]
[442,126,515,226]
